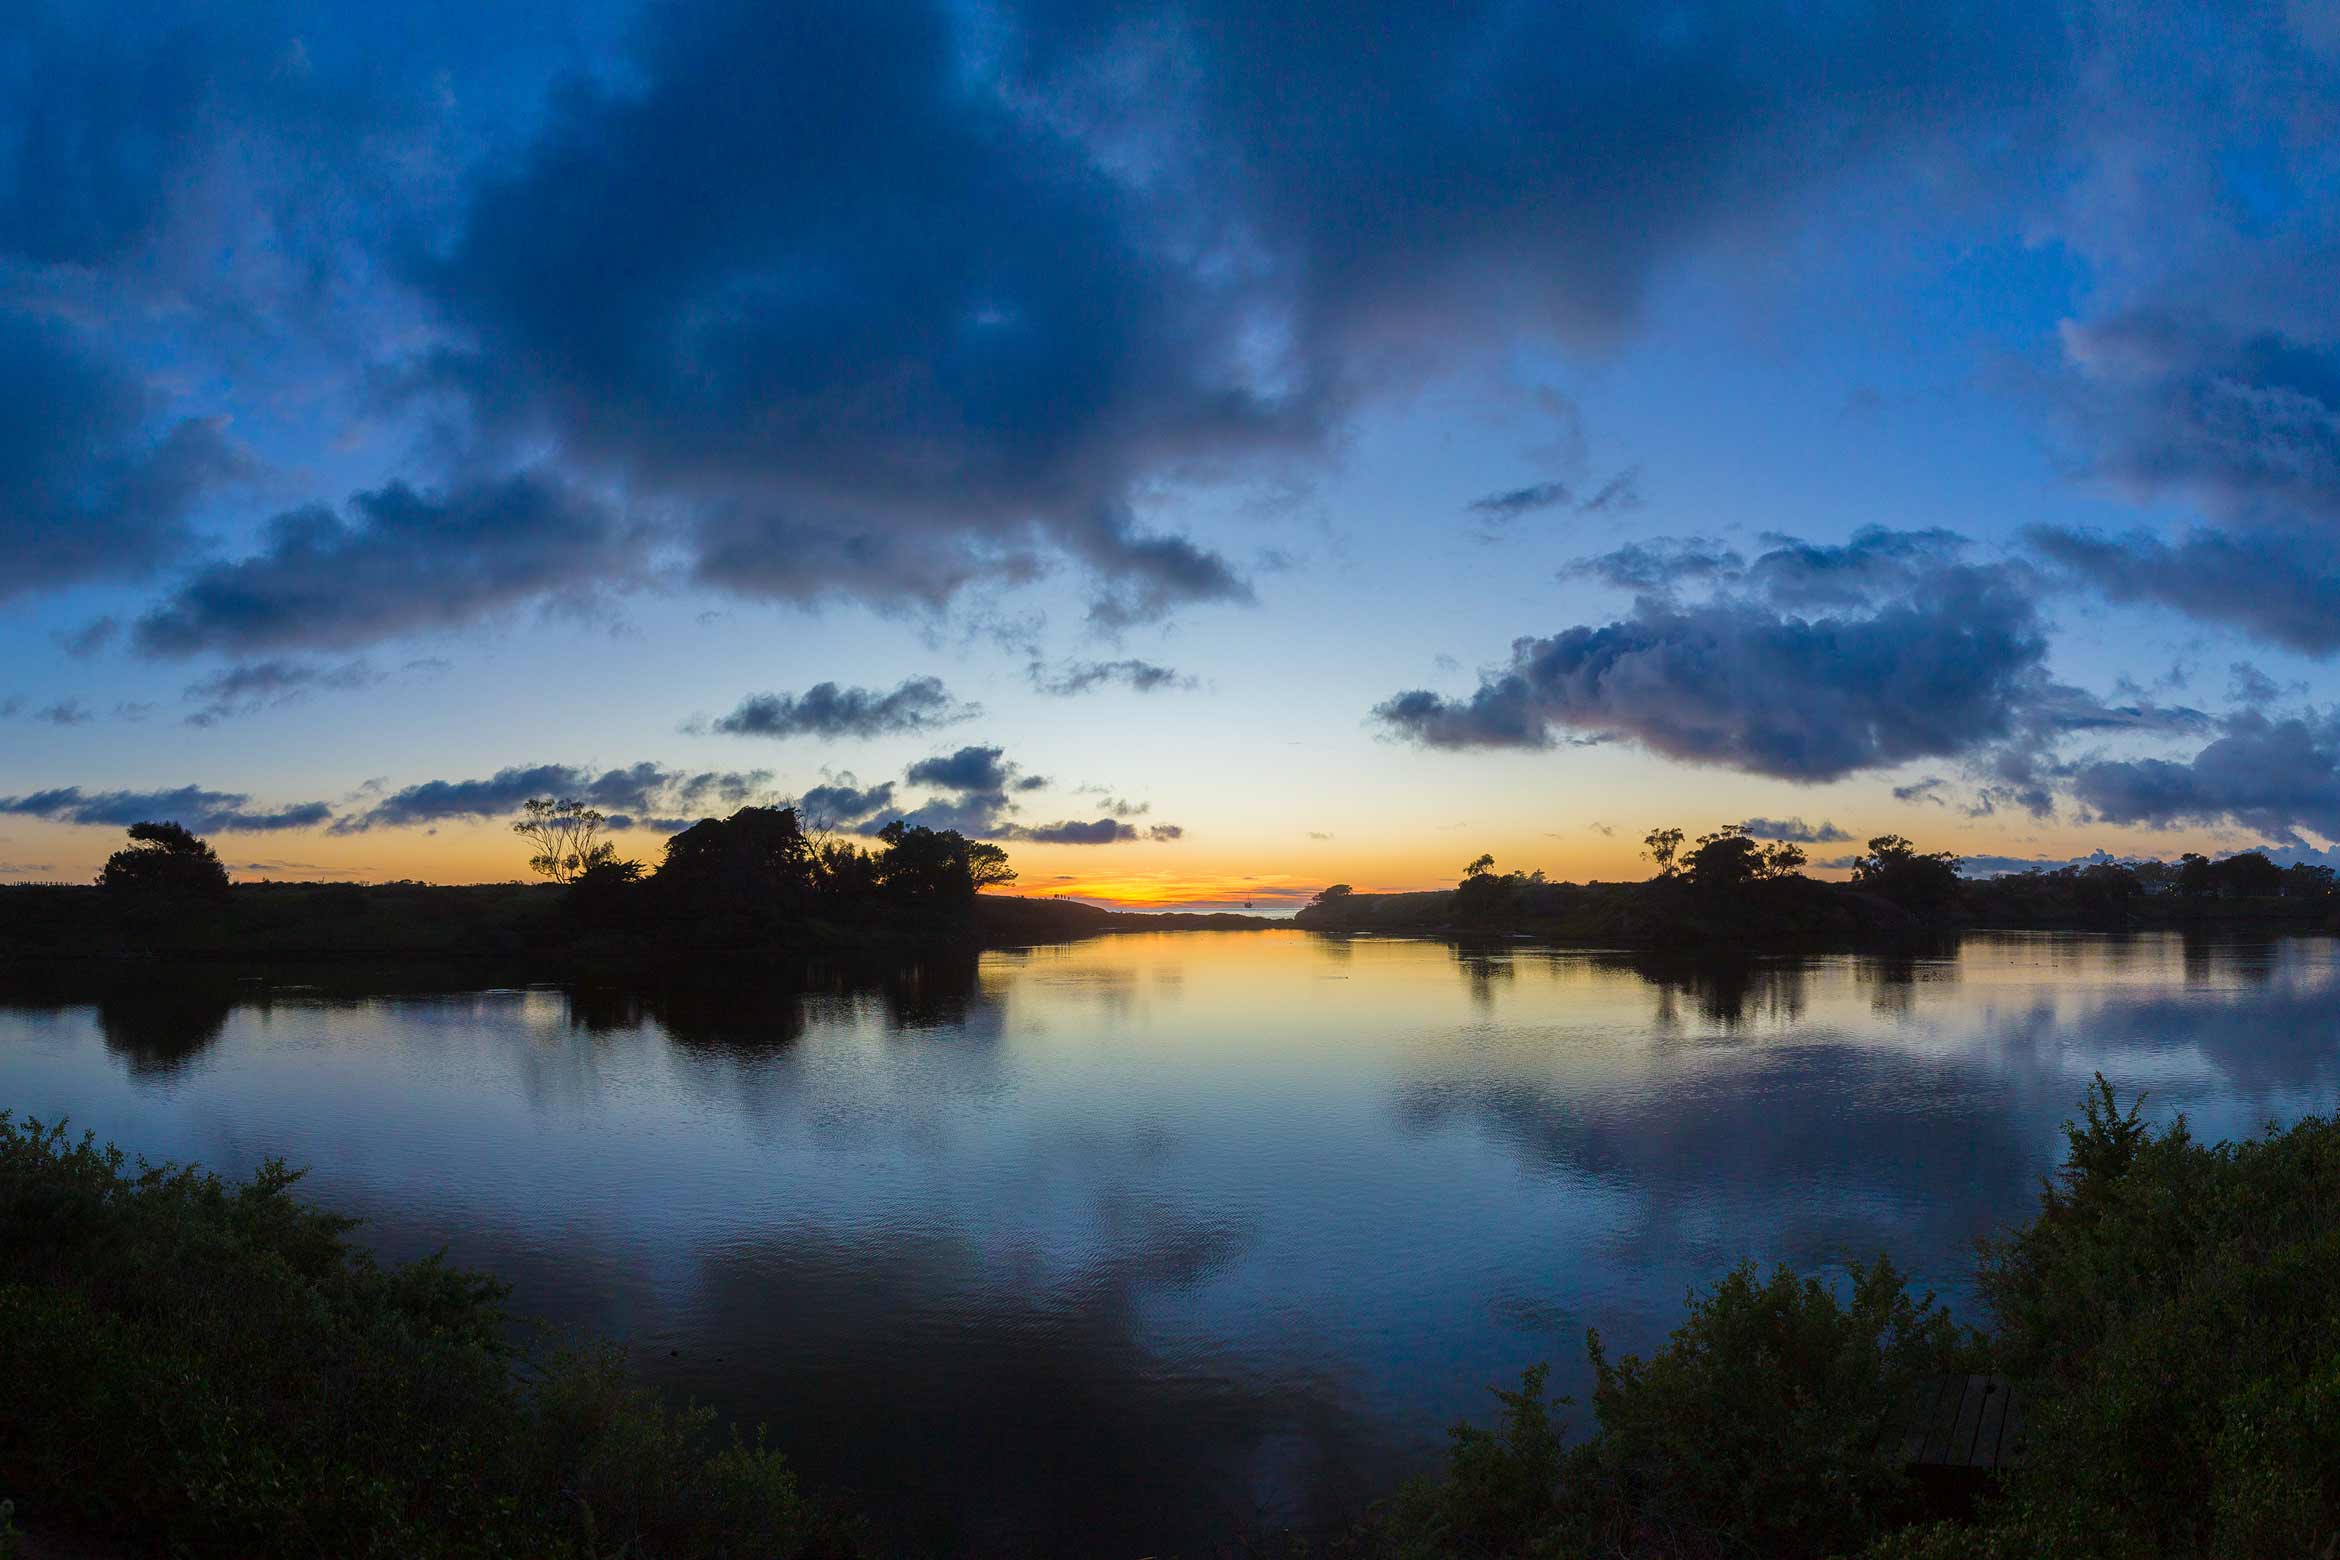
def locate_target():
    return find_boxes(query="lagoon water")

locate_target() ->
[5,929,2338,1554]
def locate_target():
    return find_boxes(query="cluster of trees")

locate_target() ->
[1966,848,2336,926]
[543,799,1016,933]
[2164,848,2332,901]
[82,801,1019,943]
[97,822,230,899]
[1634,826,1961,907]
[1641,824,1811,889]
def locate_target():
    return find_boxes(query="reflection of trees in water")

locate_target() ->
[95,985,237,1075]
[1448,941,1518,1010]
[1852,952,1928,1018]
[1308,932,1357,964]
[673,1213,1382,1558]
[569,982,815,1050]
[565,950,988,1051]
[875,949,984,1031]
[1390,1040,2051,1289]
[1601,952,1812,1029]
[2181,932,2283,988]
[347,1191,1379,1560]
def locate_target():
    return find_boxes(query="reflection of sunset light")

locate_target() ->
[988,872,1323,913]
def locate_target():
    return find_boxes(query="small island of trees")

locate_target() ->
[1296,825,2337,944]
[0,801,1259,967]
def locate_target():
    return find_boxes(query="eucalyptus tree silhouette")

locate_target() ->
[98,821,229,897]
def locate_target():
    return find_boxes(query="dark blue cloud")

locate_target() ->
[412,1,1303,624]
[1738,818,1853,845]
[1469,470,1643,535]
[795,780,898,833]
[336,762,773,833]
[0,313,248,601]
[2031,523,2340,656]
[2058,313,2340,522]
[2035,306,2340,651]
[1467,482,1573,519]
[1563,538,1745,594]
[1377,561,2051,781]
[0,2,432,275]
[132,473,641,657]
[905,746,1015,795]
[0,0,2087,656]
[59,618,120,659]
[388,0,2064,623]
[1576,469,1644,516]
[1566,528,1970,608]
[1002,819,1140,846]
[2069,710,2340,841]
[181,660,379,727]
[1741,528,1971,610]
[804,744,1184,844]
[705,678,973,740]
[0,785,331,833]
[1027,660,1194,697]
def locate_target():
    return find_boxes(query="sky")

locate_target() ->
[7,0,2340,909]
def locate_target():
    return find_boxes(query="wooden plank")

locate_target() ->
[1996,1385,2025,1468]
[1896,1375,1950,1463]
[1947,1375,1991,1466]
[1918,1374,1972,1464]
[1971,1376,2011,1469]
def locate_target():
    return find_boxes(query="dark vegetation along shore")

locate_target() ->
[1297,826,2340,945]
[7,809,2330,972]
[0,805,1269,971]
[8,1083,2340,1558]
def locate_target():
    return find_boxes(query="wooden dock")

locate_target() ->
[1895,1373,2022,1515]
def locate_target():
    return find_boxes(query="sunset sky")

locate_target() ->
[7,1,2340,908]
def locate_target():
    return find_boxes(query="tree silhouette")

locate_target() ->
[2210,850,2283,900]
[98,821,229,897]
[875,820,1016,901]
[1643,827,1685,877]
[513,798,617,883]
[1850,834,1961,910]
[1683,825,1764,891]
[658,806,817,907]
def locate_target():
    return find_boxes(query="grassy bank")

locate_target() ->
[1344,1081,2340,1558]
[0,1114,864,1559]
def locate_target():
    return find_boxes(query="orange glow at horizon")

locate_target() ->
[990,870,1325,911]
[2,808,2301,907]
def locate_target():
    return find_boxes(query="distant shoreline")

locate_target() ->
[4,872,2331,977]
[1292,877,2339,947]
[0,880,1286,971]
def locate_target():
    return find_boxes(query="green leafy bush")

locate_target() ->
[1885,1080,2340,1558]
[1374,1080,2340,1560]
[0,1113,860,1559]
[1362,1258,1974,1558]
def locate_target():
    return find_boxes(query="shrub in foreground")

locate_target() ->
[1362,1257,1975,1558]
[1372,1082,2340,1560]
[0,1113,860,1559]
[1877,1082,2340,1558]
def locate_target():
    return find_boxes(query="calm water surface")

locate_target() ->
[6,929,2338,1554]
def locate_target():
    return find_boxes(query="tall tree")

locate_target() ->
[1643,827,1685,878]
[99,821,230,897]
[513,798,616,884]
